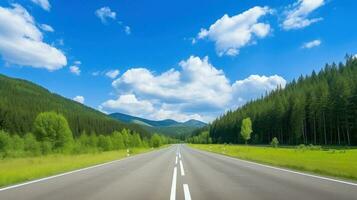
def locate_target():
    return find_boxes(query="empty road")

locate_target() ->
[1,144,357,200]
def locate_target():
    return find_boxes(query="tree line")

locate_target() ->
[0,112,174,158]
[207,55,357,145]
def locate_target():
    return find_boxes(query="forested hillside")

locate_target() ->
[210,56,357,145]
[0,74,149,137]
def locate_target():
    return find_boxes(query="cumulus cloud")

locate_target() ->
[70,65,80,75]
[149,107,204,122]
[282,0,324,30]
[39,24,54,32]
[31,0,50,11]
[100,94,155,116]
[302,39,321,49]
[111,56,232,109]
[197,6,272,56]
[95,7,116,23]
[101,56,286,122]
[73,96,85,104]
[0,4,66,71]
[232,75,286,104]
[106,69,120,79]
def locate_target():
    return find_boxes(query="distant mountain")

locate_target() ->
[109,113,180,127]
[0,74,150,137]
[182,119,207,127]
[109,112,207,136]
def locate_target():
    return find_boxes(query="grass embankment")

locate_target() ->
[189,144,357,181]
[0,147,164,187]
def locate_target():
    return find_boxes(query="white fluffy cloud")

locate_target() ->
[31,0,50,11]
[95,7,116,23]
[282,0,324,30]
[73,96,85,104]
[100,94,155,116]
[149,107,204,122]
[101,56,286,122]
[111,56,232,109]
[232,75,286,104]
[0,4,66,70]
[70,65,80,75]
[302,39,321,48]
[39,24,54,32]
[197,6,272,56]
[106,69,120,79]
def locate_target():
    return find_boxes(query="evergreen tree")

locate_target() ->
[207,56,357,145]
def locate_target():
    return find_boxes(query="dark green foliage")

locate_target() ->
[10,135,24,156]
[186,131,212,144]
[0,111,172,158]
[0,130,11,158]
[0,74,149,138]
[111,131,125,150]
[151,134,162,148]
[23,133,41,156]
[97,135,113,151]
[209,56,357,145]
[0,127,171,158]
[130,133,142,148]
[40,141,53,155]
[33,112,73,152]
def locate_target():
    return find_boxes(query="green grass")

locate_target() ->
[189,144,357,181]
[0,147,164,187]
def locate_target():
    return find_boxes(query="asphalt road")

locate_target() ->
[1,144,357,200]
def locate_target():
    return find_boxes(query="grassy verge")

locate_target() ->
[189,144,357,181]
[0,146,166,187]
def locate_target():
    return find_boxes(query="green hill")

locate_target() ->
[0,74,149,137]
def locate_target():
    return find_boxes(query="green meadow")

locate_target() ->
[0,147,160,187]
[190,144,357,181]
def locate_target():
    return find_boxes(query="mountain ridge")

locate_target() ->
[109,112,206,127]
[109,112,207,136]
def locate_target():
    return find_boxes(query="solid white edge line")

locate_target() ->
[170,167,177,200]
[183,184,192,200]
[0,145,173,192]
[180,160,185,176]
[191,146,357,187]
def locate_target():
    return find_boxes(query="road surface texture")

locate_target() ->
[1,144,357,200]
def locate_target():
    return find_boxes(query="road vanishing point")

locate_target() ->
[1,144,357,200]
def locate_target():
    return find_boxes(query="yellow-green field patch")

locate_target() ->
[189,144,357,180]
[0,147,162,187]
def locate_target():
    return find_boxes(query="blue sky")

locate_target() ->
[0,0,357,122]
